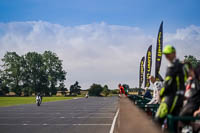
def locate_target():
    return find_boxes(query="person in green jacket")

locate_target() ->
[155,45,187,126]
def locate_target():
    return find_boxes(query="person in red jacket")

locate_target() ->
[118,83,127,97]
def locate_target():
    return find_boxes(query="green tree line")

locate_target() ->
[0,51,66,96]
[184,55,200,68]
[88,83,112,96]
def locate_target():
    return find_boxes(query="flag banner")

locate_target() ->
[139,56,145,88]
[155,21,163,81]
[144,45,152,87]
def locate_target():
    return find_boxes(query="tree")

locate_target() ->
[101,85,110,96]
[59,82,67,96]
[0,51,67,96]
[184,55,200,68]
[1,52,23,96]
[0,77,9,96]
[20,56,33,96]
[88,84,103,96]
[70,81,81,95]
[110,89,119,94]
[43,51,66,95]
[23,52,48,95]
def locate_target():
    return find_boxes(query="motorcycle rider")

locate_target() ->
[36,92,42,104]
[155,45,187,126]
[85,93,89,98]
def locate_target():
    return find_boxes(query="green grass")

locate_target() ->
[0,96,79,107]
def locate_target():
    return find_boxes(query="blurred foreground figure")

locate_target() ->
[179,64,200,120]
[155,45,187,126]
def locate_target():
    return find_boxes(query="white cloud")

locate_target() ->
[164,25,200,59]
[0,21,200,89]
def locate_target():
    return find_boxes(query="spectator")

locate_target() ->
[193,107,200,117]
[179,64,200,118]
[148,76,163,104]
[143,87,152,99]
[118,84,126,97]
[122,84,129,96]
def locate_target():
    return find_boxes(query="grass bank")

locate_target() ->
[0,96,80,107]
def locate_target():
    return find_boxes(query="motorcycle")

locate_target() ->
[85,94,89,98]
[36,95,42,106]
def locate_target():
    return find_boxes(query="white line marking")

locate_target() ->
[0,117,113,119]
[0,109,116,112]
[81,116,110,118]
[72,124,111,126]
[109,108,119,133]
[0,112,115,114]
[0,124,111,126]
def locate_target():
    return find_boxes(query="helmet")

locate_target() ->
[163,45,176,54]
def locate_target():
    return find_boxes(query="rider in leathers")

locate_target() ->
[155,45,187,125]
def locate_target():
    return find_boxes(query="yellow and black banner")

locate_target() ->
[139,56,145,88]
[155,21,163,81]
[144,45,152,87]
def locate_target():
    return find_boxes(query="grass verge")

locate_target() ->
[0,96,80,107]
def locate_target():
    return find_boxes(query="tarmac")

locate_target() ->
[115,95,161,133]
[0,96,163,133]
[0,97,119,133]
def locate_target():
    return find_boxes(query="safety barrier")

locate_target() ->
[128,94,200,133]
[167,115,200,133]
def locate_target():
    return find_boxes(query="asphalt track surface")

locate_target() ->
[0,97,119,133]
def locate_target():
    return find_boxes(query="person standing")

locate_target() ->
[122,84,129,96]
[143,87,152,99]
[155,45,187,125]
[180,64,200,119]
[148,76,163,104]
[118,84,126,97]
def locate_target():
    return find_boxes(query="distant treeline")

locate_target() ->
[88,83,119,96]
[0,51,66,96]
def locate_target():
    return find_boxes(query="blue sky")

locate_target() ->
[1,0,200,33]
[0,0,200,89]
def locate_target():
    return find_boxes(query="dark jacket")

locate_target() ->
[144,90,152,99]
[160,59,187,98]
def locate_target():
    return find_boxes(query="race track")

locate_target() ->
[0,97,119,133]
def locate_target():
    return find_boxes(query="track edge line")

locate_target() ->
[109,108,119,133]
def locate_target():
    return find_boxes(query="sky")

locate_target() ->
[0,0,200,89]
